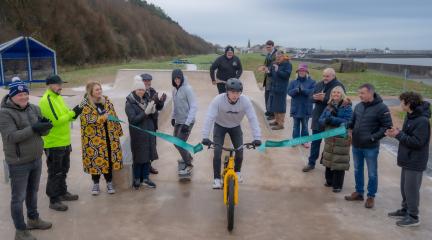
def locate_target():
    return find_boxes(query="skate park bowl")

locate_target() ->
[0,69,431,239]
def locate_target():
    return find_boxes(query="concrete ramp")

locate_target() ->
[0,70,431,239]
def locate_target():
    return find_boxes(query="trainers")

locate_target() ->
[107,182,116,194]
[344,192,364,201]
[49,201,68,211]
[142,179,157,188]
[59,192,79,201]
[212,178,222,189]
[15,229,36,240]
[388,209,408,219]
[396,215,420,227]
[179,165,193,175]
[91,183,100,195]
[133,179,140,190]
[332,188,342,193]
[365,197,375,208]
[27,217,52,230]
[236,172,243,183]
[302,165,315,172]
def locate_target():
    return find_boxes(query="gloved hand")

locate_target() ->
[152,93,159,102]
[145,101,156,115]
[160,93,167,102]
[171,119,175,127]
[32,120,53,134]
[181,124,190,134]
[201,138,212,146]
[252,140,262,147]
[72,105,83,118]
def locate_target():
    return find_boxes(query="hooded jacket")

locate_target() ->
[0,95,47,165]
[171,69,197,126]
[396,101,431,171]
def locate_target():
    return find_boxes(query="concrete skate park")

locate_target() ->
[0,70,431,240]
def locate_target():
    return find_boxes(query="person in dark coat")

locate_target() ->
[318,86,352,192]
[345,83,393,209]
[261,40,277,119]
[139,73,166,174]
[303,68,345,172]
[268,50,292,130]
[386,92,430,227]
[287,63,315,147]
[125,75,165,189]
[210,46,243,94]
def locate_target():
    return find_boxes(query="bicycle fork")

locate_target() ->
[223,155,239,205]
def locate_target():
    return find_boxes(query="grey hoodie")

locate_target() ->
[0,95,46,165]
[171,69,197,125]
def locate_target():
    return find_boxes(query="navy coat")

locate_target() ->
[287,76,316,118]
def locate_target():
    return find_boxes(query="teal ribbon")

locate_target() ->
[108,115,203,154]
[258,126,347,152]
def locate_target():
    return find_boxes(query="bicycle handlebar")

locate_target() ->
[205,142,256,152]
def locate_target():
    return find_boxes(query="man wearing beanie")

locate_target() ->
[210,45,243,94]
[39,74,83,212]
[0,81,53,240]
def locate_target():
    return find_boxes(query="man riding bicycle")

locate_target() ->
[201,78,262,189]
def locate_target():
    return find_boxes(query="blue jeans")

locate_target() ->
[9,159,42,230]
[308,129,323,166]
[292,118,309,139]
[133,162,150,182]
[352,147,379,197]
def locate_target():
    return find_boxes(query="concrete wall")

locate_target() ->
[366,62,432,78]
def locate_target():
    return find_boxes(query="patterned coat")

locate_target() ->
[80,96,123,175]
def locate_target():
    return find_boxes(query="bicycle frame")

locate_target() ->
[223,151,239,206]
[207,142,256,206]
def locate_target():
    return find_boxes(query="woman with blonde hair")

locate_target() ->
[80,82,123,195]
[318,86,352,192]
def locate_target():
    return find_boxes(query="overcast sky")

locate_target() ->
[147,0,431,50]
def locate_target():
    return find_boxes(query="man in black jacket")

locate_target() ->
[386,92,430,227]
[141,73,167,174]
[210,46,243,94]
[345,83,393,209]
[262,40,277,120]
[303,68,345,172]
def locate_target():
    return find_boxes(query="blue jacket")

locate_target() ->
[287,76,315,118]
[270,60,292,94]
[319,99,353,128]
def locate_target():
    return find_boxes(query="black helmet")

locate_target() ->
[225,78,243,92]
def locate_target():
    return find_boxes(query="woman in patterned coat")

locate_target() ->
[80,82,123,195]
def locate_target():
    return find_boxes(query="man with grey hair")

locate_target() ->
[345,83,392,209]
[303,68,345,172]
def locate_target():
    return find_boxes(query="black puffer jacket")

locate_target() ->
[396,101,431,171]
[349,93,393,148]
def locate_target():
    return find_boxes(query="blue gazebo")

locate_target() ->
[0,36,57,86]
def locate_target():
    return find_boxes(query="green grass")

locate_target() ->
[187,53,432,98]
[49,53,432,99]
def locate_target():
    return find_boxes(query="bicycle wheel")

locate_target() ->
[227,176,235,231]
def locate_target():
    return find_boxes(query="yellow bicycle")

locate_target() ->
[207,141,257,231]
